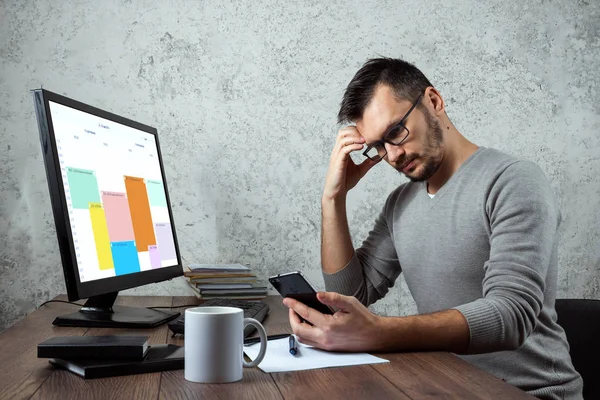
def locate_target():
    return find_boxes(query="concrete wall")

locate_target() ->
[1,0,598,331]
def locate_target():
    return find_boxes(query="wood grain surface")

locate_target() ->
[0,295,534,400]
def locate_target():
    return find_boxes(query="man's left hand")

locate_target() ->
[283,291,385,352]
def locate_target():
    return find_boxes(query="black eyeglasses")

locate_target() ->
[362,92,424,162]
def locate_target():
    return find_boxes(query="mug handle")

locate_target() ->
[243,318,267,368]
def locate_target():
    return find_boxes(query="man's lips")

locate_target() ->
[400,159,416,172]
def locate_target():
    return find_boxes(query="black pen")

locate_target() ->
[289,334,298,356]
[244,333,290,345]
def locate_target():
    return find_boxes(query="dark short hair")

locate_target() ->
[337,57,433,124]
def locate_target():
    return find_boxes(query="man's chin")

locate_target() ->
[396,168,425,182]
[407,174,427,182]
[398,163,436,182]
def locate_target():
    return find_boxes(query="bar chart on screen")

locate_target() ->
[50,101,177,283]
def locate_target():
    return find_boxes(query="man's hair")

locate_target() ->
[337,57,433,124]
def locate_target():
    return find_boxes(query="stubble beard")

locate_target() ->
[399,109,445,182]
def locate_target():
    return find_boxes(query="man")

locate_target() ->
[282,58,583,399]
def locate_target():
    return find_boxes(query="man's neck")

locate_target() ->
[427,135,479,195]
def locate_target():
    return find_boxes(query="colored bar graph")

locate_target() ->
[89,203,115,271]
[110,241,141,276]
[101,191,135,242]
[124,176,156,252]
[154,223,177,260]
[148,245,162,268]
[66,167,101,209]
[146,180,167,207]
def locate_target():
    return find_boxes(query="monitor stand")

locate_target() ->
[53,292,180,328]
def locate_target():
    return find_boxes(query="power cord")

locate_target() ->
[37,299,198,309]
[37,299,84,308]
[148,305,198,309]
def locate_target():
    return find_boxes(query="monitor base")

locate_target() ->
[53,292,180,328]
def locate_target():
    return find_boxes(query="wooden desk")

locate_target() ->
[0,295,534,400]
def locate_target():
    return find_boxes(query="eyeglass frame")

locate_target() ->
[362,92,425,162]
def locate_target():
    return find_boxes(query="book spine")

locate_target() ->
[38,346,144,360]
[86,357,184,378]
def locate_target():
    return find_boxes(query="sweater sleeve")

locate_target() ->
[453,161,560,354]
[322,188,403,307]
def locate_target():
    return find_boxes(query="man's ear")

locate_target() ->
[425,87,446,116]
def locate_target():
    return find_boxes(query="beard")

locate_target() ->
[396,108,444,182]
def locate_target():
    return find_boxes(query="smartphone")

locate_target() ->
[268,271,335,318]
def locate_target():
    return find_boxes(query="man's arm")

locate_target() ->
[321,197,354,275]
[320,126,375,275]
[322,198,403,306]
[320,126,402,306]
[284,292,470,353]
[451,161,559,353]
[377,309,470,353]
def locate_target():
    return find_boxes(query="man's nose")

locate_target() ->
[385,143,405,163]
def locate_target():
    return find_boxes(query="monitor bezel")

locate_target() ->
[32,88,183,301]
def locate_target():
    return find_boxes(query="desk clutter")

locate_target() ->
[38,335,184,379]
[184,263,268,300]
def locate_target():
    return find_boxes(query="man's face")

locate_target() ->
[357,85,444,182]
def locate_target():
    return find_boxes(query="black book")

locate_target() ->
[38,335,150,360]
[49,344,184,379]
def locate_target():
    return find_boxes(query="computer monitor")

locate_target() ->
[32,89,184,328]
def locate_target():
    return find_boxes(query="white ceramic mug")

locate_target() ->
[184,306,267,383]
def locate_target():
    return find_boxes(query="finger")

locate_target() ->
[284,297,329,327]
[336,141,365,158]
[337,136,366,150]
[337,126,360,139]
[289,308,321,342]
[338,143,366,158]
[288,306,303,325]
[332,138,364,161]
[316,291,357,311]
[335,127,363,147]
[336,145,365,165]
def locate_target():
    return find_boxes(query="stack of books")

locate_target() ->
[184,264,268,300]
[38,335,185,379]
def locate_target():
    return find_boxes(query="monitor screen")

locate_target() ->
[47,101,178,283]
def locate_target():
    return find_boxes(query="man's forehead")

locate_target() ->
[356,85,410,140]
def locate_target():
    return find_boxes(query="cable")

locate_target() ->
[37,299,84,308]
[37,299,198,310]
[147,304,198,309]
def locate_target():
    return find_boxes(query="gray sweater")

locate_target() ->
[323,147,583,400]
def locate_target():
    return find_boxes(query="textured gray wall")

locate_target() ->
[1,0,598,331]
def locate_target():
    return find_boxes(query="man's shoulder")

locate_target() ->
[470,147,546,181]
[477,148,557,210]
[473,147,521,170]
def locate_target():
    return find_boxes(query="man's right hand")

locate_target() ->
[323,126,379,201]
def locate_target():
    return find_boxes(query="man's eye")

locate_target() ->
[387,126,403,139]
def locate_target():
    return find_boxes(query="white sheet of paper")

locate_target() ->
[243,337,389,373]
